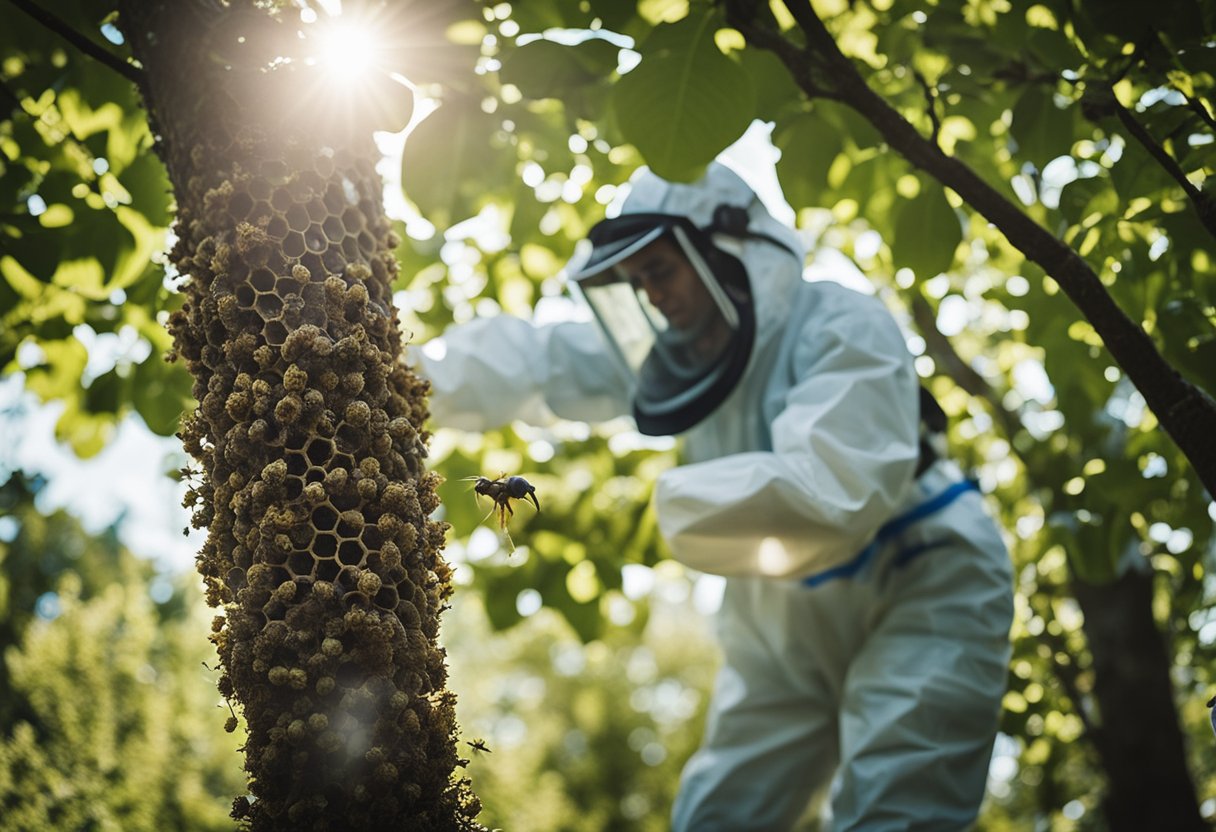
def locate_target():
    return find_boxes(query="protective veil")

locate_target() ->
[568,198,801,435]
[414,163,1013,830]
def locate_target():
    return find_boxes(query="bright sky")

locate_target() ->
[0,373,201,570]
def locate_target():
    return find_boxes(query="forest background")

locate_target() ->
[1,0,1214,829]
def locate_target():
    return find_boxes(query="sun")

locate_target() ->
[313,18,381,85]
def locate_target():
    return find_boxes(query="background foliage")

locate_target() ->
[1,0,1214,828]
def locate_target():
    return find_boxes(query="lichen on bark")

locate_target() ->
[118,2,481,828]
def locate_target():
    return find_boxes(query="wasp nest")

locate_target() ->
[169,142,480,830]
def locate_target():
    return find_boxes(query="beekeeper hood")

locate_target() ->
[569,163,805,435]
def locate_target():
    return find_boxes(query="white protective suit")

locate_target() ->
[416,164,1013,830]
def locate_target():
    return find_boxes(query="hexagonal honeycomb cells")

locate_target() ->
[168,133,478,829]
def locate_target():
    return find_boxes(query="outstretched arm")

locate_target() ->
[412,315,633,431]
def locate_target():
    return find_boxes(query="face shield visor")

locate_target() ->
[569,213,756,436]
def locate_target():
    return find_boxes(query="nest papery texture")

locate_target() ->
[167,131,479,829]
[114,4,483,824]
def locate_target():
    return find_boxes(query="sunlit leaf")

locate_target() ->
[891,182,962,278]
[610,10,754,181]
[400,96,514,228]
[773,109,844,212]
[131,354,194,437]
[499,38,620,101]
[1010,85,1077,168]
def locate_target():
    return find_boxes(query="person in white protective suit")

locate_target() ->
[415,163,1014,830]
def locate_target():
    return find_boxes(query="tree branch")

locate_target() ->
[1034,612,1098,739]
[1181,92,1216,132]
[1112,96,1216,239]
[907,292,1029,438]
[0,78,22,121]
[912,69,942,147]
[723,1,840,100]
[4,0,145,86]
[761,0,1216,497]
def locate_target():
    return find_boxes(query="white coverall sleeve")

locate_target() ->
[655,294,922,579]
[412,315,633,431]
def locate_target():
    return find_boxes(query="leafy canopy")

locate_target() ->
[2,0,1215,825]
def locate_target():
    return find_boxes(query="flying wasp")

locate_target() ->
[461,473,540,553]
[466,738,492,754]
[470,474,540,526]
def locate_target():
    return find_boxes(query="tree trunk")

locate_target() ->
[118,3,481,828]
[1073,571,1206,831]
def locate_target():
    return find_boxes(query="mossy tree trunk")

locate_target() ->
[117,3,481,828]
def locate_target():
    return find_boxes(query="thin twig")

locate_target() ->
[1113,97,1216,239]
[781,0,847,63]
[1182,93,1216,132]
[912,68,941,146]
[1114,101,1203,201]
[4,0,145,85]
[1034,604,1098,738]
[0,77,22,120]
[725,4,840,100]
[1109,36,1150,86]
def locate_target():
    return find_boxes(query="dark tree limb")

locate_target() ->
[906,292,1029,442]
[765,0,1216,497]
[912,69,941,147]
[1181,92,1216,131]
[4,0,145,86]
[723,5,840,101]
[1032,600,1098,739]
[1111,97,1216,239]
[0,77,22,121]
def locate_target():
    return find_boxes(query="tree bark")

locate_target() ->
[117,2,481,828]
[1073,571,1207,831]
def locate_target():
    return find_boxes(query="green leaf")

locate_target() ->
[1109,136,1175,202]
[839,154,899,226]
[23,337,88,402]
[1056,175,1114,226]
[773,109,844,211]
[503,0,578,32]
[1158,293,1216,393]
[1010,85,1077,168]
[400,96,515,228]
[738,46,803,122]
[131,354,194,437]
[83,367,128,416]
[610,10,755,181]
[499,38,619,101]
[54,401,114,459]
[588,0,641,32]
[51,259,106,300]
[891,182,962,278]
[817,99,883,151]
[118,149,173,228]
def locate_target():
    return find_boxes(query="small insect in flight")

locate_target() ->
[466,738,492,754]
[461,473,540,553]
[470,474,540,526]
